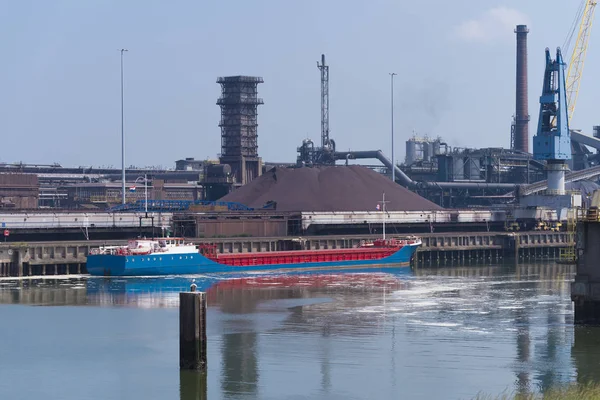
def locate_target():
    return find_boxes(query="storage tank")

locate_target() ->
[432,140,441,157]
[206,164,232,178]
[423,142,434,162]
[405,139,418,165]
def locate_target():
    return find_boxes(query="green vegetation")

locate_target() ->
[475,383,600,400]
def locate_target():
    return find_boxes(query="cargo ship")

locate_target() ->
[86,236,421,277]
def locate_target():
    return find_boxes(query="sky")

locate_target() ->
[0,0,595,169]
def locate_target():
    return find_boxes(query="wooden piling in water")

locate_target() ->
[179,291,207,371]
[179,370,207,400]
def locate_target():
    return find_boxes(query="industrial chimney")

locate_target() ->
[514,25,530,153]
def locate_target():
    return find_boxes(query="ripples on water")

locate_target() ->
[0,263,596,400]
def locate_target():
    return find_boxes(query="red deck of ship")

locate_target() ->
[207,246,401,267]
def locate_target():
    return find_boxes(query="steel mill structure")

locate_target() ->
[217,76,264,186]
[5,5,600,214]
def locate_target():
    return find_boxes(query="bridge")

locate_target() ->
[108,200,259,212]
[519,164,600,196]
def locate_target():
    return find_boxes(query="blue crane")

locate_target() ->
[533,48,571,194]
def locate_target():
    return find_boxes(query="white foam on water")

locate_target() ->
[355,308,383,314]
[407,319,462,328]
[392,284,465,297]
[461,327,491,334]
[487,279,553,285]
[0,274,87,281]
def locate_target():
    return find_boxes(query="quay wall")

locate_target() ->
[0,231,574,278]
[571,213,600,324]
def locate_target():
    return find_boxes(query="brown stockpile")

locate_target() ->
[220,165,442,212]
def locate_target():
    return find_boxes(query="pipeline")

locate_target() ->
[334,150,520,190]
[335,150,414,186]
[571,130,600,151]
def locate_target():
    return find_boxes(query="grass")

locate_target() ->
[474,383,600,400]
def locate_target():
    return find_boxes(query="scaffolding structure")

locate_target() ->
[217,76,264,185]
[560,207,583,263]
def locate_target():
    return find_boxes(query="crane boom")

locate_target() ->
[566,0,597,123]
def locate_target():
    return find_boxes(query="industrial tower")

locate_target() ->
[217,76,264,185]
[533,48,571,195]
[513,25,530,153]
[296,54,337,166]
[317,54,334,160]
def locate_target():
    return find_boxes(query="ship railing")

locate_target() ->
[91,246,126,256]
[358,237,421,248]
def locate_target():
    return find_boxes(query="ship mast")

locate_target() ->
[378,192,389,240]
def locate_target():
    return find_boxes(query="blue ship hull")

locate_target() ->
[86,243,420,277]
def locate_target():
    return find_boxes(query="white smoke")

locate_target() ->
[454,7,531,43]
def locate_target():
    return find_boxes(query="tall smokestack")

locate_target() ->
[515,25,530,153]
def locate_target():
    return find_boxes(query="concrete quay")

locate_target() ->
[415,231,574,266]
[0,240,113,278]
[571,208,600,324]
[0,231,574,278]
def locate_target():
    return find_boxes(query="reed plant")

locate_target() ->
[474,382,600,400]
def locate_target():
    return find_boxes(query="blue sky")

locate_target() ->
[0,0,593,168]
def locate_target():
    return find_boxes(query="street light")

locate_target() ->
[389,72,397,183]
[133,174,149,214]
[120,48,128,205]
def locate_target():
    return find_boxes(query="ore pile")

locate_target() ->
[220,165,442,212]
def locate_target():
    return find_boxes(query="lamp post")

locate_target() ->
[389,73,397,183]
[133,174,149,214]
[120,48,128,205]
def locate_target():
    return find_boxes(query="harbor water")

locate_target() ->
[0,263,597,400]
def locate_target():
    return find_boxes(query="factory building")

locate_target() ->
[62,180,202,208]
[0,174,39,209]
[175,158,207,171]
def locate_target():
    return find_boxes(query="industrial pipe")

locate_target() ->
[334,150,520,190]
[424,182,518,190]
[335,150,415,187]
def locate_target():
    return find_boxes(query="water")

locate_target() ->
[0,263,597,400]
